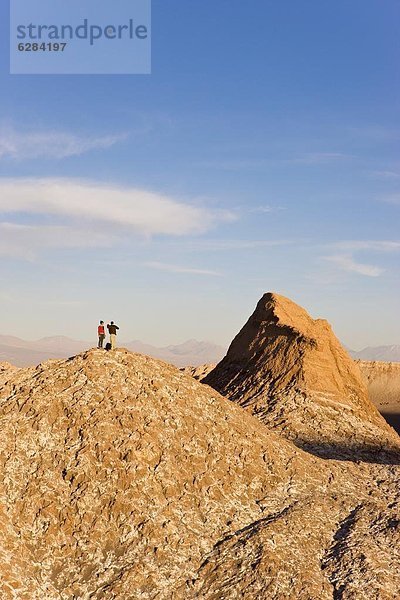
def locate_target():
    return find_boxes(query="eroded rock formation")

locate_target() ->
[0,307,399,598]
[0,349,338,599]
[181,363,216,381]
[358,360,400,434]
[358,361,400,411]
[0,362,18,386]
[204,293,400,460]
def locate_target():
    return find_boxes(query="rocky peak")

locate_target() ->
[204,293,400,459]
[1,348,400,598]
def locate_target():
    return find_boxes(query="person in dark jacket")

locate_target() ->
[107,321,119,349]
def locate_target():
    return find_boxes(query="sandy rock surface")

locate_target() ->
[0,294,400,599]
[358,360,400,435]
[0,362,19,386]
[204,293,400,461]
[358,360,400,413]
[0,349,331,599]
[181,363,216,381]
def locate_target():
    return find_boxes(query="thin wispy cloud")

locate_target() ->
[0,222,112,259]
[189,239,293,250]
[331,240,400,252]
[144,261,222,276]
[0,126,127,160]
[371,170,400,180]
[349,125,400,143]
[249,205,287,214]
[290,152,353,165]
[321,240,399,278]
[323,254,384,277]
[0,178,235,238]
[198,153,352,171]
[382,195,400,206]
[196,158,272,171]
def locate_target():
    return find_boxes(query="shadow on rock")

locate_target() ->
[293,440,400,465]
[381,413,400,436]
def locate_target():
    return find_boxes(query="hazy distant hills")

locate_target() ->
[1,333,399,368]
[349,345,400,362]
[0,335,88,367]
[0,335,226,368]
[124,339,226,367]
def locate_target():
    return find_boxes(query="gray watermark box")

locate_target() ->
[10,0,151,75]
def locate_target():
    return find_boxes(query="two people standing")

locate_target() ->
[98,320,120,349]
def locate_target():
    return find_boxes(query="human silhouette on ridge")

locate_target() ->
[107,321,120,350]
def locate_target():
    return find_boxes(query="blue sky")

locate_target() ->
[0,0,399,349]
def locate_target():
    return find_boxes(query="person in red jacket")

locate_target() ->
[97,320,105,348]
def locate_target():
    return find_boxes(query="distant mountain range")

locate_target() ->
[1,334,399,368]
[0,335,226,368]
[349,345,400,362]
[124,339,226,367]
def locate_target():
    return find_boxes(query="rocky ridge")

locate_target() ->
[1,293,400,598]
[204,293,400,460]
[358,360,400,435]
[358,360,400,411]
[0,362,18,386]
[183,360,400,433]
[180,363,216,381]
[0,348,332,599]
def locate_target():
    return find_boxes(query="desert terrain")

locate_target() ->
[358,360,400,435]
[0,293,399,598]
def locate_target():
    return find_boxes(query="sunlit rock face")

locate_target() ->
[204,292,400,460]
[181,363,216,381]
[358,360,400,435]
[0,362,19,386]
[0,337,399,598]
